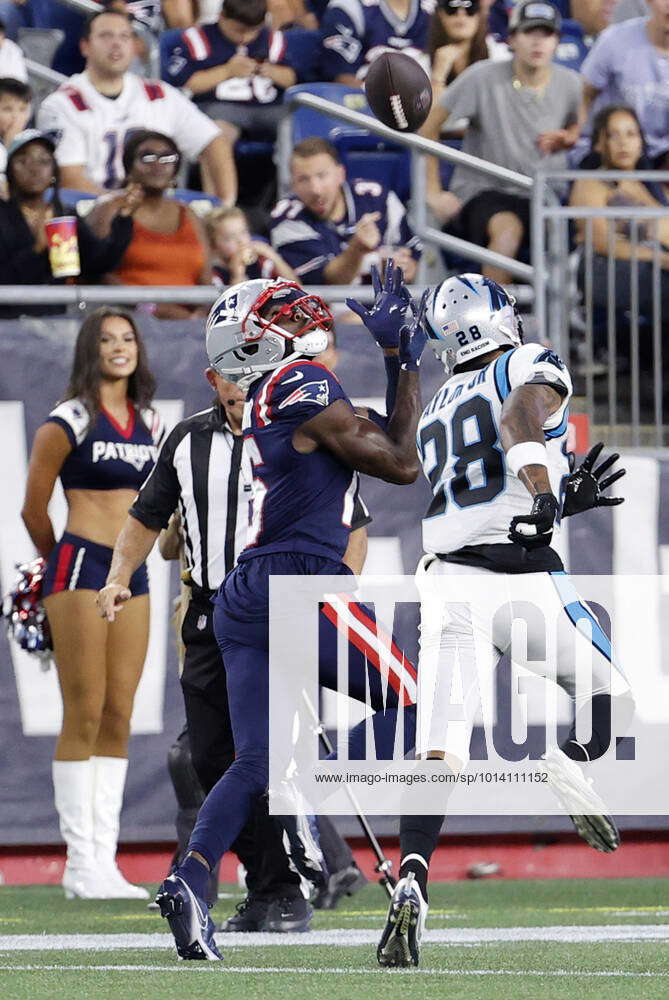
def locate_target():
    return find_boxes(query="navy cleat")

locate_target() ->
[377,873,428,968]
[155,873,222,961]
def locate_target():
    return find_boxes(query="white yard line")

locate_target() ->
[1,925,669,952]
[0,965,668,978]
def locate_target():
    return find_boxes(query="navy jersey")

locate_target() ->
[46,397,165,492]
[161,23,314,105]
[240,358,362,563]
[321,0,434,81]
[270,178,421,284]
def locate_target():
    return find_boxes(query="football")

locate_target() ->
[364,51,433,133]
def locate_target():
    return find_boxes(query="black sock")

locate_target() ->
[561,694,614,762]
[398,814,445,902]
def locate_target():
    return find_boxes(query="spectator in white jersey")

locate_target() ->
[420,0,581,284]
[37,10,236,204]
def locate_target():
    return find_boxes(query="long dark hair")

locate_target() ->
[591,104,647,164]
[427,6,488,67]
[62,307,156,420]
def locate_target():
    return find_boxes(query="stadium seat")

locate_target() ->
[58,188,221,219]
[18,27,64,69]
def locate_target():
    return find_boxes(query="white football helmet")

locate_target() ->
[425,273,523,376]
[206,278,333,389]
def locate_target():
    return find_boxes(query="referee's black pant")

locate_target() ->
[178,590,301,899]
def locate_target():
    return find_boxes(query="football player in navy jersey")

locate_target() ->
[21,308,164,901]
[271,137,421,285]
[321,0,435,85]
[115,266,425,960]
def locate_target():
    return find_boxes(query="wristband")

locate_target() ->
[506,442,548,477]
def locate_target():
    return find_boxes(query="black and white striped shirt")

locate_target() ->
[130,402,372,592]
[129,404,252,592]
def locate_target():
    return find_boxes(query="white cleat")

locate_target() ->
[62,864,109,900]
[377,873,428,968]
[543,747,620,853]
[100,863,150,899]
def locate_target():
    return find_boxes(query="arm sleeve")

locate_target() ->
[76,213,133,280]
[439,63,481,125]
[580,27,615,90]
[160,31,195,89]
[44,399,90,447]
[505,344,573,433]
[320,0,365,80]
[270,216,331,283]
[164,84,221,159]
[383,189,422,260]
[129,426,182,531]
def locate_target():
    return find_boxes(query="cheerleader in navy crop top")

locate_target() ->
[21,306,162,902]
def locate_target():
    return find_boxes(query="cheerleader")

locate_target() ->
[22,307,164,899]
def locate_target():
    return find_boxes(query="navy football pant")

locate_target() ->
[188,553,416,871]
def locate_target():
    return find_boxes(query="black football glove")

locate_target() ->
[508,493,560,549]
[562,443,626,517]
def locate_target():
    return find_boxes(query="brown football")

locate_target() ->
[364,51,433,132]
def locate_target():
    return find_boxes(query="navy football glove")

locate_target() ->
[398,288,429,371]
[345,260,411,349]
[562,443,626,517]
[508,493,560,549]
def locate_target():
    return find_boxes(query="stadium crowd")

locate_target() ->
[0,0,667,307]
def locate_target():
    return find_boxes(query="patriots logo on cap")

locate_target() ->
[278,380,330,410]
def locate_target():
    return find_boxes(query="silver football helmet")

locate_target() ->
[425,273,523,376]
[206,278,333,389]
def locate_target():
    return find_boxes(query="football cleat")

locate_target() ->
[543,747,620,853]
[155,873,222,960]
[220,894,269,932]
[263,895,313,933]
[313,863,368,910]
[377,873,428,968]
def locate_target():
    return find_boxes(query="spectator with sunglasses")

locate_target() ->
[90,130,212,319]
[428,0,509,100]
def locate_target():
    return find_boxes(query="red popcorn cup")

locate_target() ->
[45,216,81,278]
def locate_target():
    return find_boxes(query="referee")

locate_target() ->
[97,364,368,928]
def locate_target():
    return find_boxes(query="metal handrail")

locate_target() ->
[290,93,533,190]
[0,284,423,305]
[24,58,67,86]
[288,92,534,283]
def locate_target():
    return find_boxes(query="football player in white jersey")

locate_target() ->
[377,273,634,968]
[37,10,235,203]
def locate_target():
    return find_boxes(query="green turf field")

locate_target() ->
[1,877,668,1000]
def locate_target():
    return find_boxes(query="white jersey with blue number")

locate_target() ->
[418,343,572,555]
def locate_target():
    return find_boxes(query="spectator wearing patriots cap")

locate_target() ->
[419,0,582,284]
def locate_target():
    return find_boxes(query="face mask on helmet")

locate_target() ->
[244,282,333,357]
[206,279,333,390]
[425,274,523,375]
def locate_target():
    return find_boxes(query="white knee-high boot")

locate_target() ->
[92,756,149,900]
[52,759,107,899]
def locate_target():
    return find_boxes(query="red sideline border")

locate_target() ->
[2,832,669,886]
